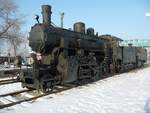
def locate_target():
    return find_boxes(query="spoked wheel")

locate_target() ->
[40,81,54,93]
[39,75,55,93]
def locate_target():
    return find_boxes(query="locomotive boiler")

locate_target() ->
[21,5,105,92]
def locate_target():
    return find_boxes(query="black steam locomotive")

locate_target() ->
[20,5,147,92]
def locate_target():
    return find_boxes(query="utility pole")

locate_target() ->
[60,12,64,28]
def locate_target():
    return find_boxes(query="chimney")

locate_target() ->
[42,5,52,25]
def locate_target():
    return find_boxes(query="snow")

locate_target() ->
[0,66,150,113]
[0,83,24,95]
[0,77,17,81]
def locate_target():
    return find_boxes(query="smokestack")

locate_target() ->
[42,5,52,25]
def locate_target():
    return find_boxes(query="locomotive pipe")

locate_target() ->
[42,5,52,25]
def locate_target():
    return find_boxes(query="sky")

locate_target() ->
[15,0,150,40]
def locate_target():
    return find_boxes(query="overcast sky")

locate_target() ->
[16,0,150,40]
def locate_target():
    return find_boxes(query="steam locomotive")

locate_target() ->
[20,5,147,92]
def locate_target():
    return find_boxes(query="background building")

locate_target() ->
[120,39,150,63]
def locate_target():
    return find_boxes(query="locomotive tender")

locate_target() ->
[20,5,147,92]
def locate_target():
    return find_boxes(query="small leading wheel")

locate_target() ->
[40,80,54,93]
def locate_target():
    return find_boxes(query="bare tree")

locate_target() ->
[0,0,26,57]
[0,0,20,38]
[7,34,22,56]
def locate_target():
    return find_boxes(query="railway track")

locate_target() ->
[0,89,33,97]
[0,84,75,109]
[0,64,149,109]
[0,78,20,85]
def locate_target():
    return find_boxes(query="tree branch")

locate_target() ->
[0,22,14,38]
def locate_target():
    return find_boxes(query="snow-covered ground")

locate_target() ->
[0,83,24,95]
[0,76,18,81]
[0,66,150,113]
